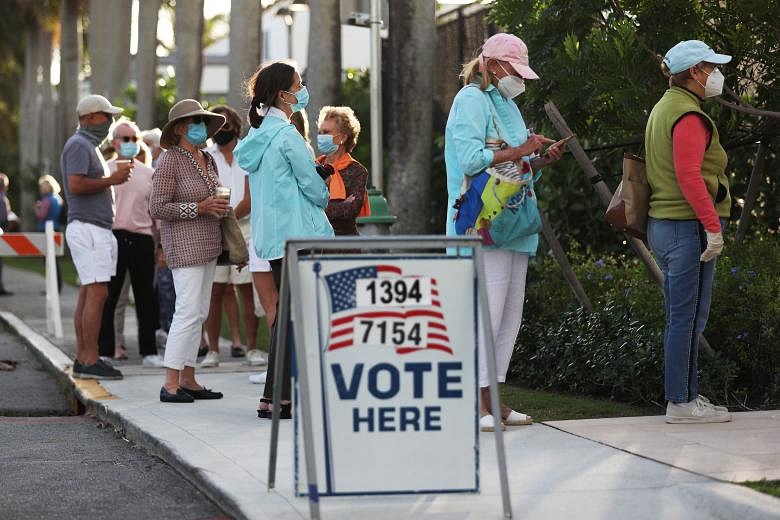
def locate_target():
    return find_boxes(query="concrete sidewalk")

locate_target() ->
[2,265,779,520]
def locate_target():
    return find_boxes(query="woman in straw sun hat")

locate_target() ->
[149,99,230,403]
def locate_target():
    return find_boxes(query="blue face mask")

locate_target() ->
[119,141,139,159]
[317,134,339,155]
[186,122,208,145]
[284,86,309,113]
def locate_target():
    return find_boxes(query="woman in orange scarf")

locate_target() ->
[316,106,370,235]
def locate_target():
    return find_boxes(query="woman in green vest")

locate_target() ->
[645,40,733,424]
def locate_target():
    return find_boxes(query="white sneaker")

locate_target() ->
[666,398,732,424]
[155,329,168,350]
[199,351,220,368]
[246,349,267,366]
[696,394,728,413]
[142,354,164,368]
[249,372,267,384]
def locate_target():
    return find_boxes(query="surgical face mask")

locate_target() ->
[186,122,208,145]
[496,63,526,99]
[697,67,725,98]
[119,141,139,158]
[317,134,339,155]
[283,86,309,113]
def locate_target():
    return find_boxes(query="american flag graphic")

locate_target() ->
[323,265,453,355]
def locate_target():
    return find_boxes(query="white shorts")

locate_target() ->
[214,264,252,284]
[65,221,118,284]
[248,237,271,273]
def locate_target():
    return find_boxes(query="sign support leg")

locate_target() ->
[473,247,513,519]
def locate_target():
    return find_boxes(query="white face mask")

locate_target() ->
[495,62,526,99]
[696,67,725,98]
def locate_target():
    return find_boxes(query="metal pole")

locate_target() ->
[473,247,513,519]
[286,246,322,520]
[369,0,383,190]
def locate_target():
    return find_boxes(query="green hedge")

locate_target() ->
[510,236,779,409]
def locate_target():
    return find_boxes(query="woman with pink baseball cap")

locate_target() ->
[445,33,567,432]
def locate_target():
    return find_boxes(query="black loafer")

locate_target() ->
[181,386,223,400]
[160,386,195,403]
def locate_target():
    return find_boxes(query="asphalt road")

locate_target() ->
[0,323,229,520]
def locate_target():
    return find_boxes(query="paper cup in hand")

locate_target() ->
[216,186,231,201]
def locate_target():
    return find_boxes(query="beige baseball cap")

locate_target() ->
[77,94,123,117]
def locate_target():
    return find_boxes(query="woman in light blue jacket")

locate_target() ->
[234,61,334,419]
[445,34,565,432]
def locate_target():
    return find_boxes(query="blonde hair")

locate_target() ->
[317,106,361,152]
[38,174,61,195]
[460,54,492,89]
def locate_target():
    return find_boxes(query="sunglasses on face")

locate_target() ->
[118,135,138,143]
[191,116,207,124]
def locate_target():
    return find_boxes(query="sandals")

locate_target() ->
[257,398,272,418]
[479,414,506,432]
[257,399,292,419]
[479,410,534,431]
[502,410,533,426]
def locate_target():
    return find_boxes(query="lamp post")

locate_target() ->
[275,6,294,58]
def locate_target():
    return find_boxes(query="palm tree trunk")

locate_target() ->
[385,0,436,234]
[20,26,41,229]
[88,0,110,96]
[305,0,341,150]
[137,0,162,129]
[228,0,262,120]
[175,0,205,100]
[58,0,82,161]
[39,27,56,176]
[107,0,133,101]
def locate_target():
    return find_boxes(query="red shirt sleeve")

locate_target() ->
[672,114,721,233]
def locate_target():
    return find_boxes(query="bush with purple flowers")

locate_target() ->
[511,236,779,409]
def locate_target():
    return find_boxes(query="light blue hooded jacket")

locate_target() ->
[234,113,333,260]
[444,82,540,255]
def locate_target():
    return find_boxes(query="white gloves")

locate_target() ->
[700,231,724,262]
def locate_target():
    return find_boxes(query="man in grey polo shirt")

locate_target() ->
[61,94,132,380]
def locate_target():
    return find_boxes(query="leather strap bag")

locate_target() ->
[218,208,249,265]
[605,153,649,241]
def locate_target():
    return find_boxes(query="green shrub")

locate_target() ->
[511,236,779,409]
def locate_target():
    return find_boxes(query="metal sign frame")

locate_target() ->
[267,236,512,520]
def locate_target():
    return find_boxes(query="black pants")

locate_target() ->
[263,258,292,402]
[98,231,159,357]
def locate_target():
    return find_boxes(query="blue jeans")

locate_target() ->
[647,217,726,403]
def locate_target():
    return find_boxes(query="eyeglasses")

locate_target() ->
[118,135,138,143]
[191,116,207,124]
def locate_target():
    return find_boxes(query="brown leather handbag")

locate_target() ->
[605,153,649,241]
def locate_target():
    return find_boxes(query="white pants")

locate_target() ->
[163,260,217,370]
[479,249,529,387]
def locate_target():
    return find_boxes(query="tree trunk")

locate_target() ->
[88,0,110,96]
[107,0,133,101]
[175,0,205,100]
[20,26,41,230]
[385,0,436,234]
[305,0,341,150]
[58,0,82,162]
[39,28,56,176]
[137,0,162,129]
[228,0,262,122]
